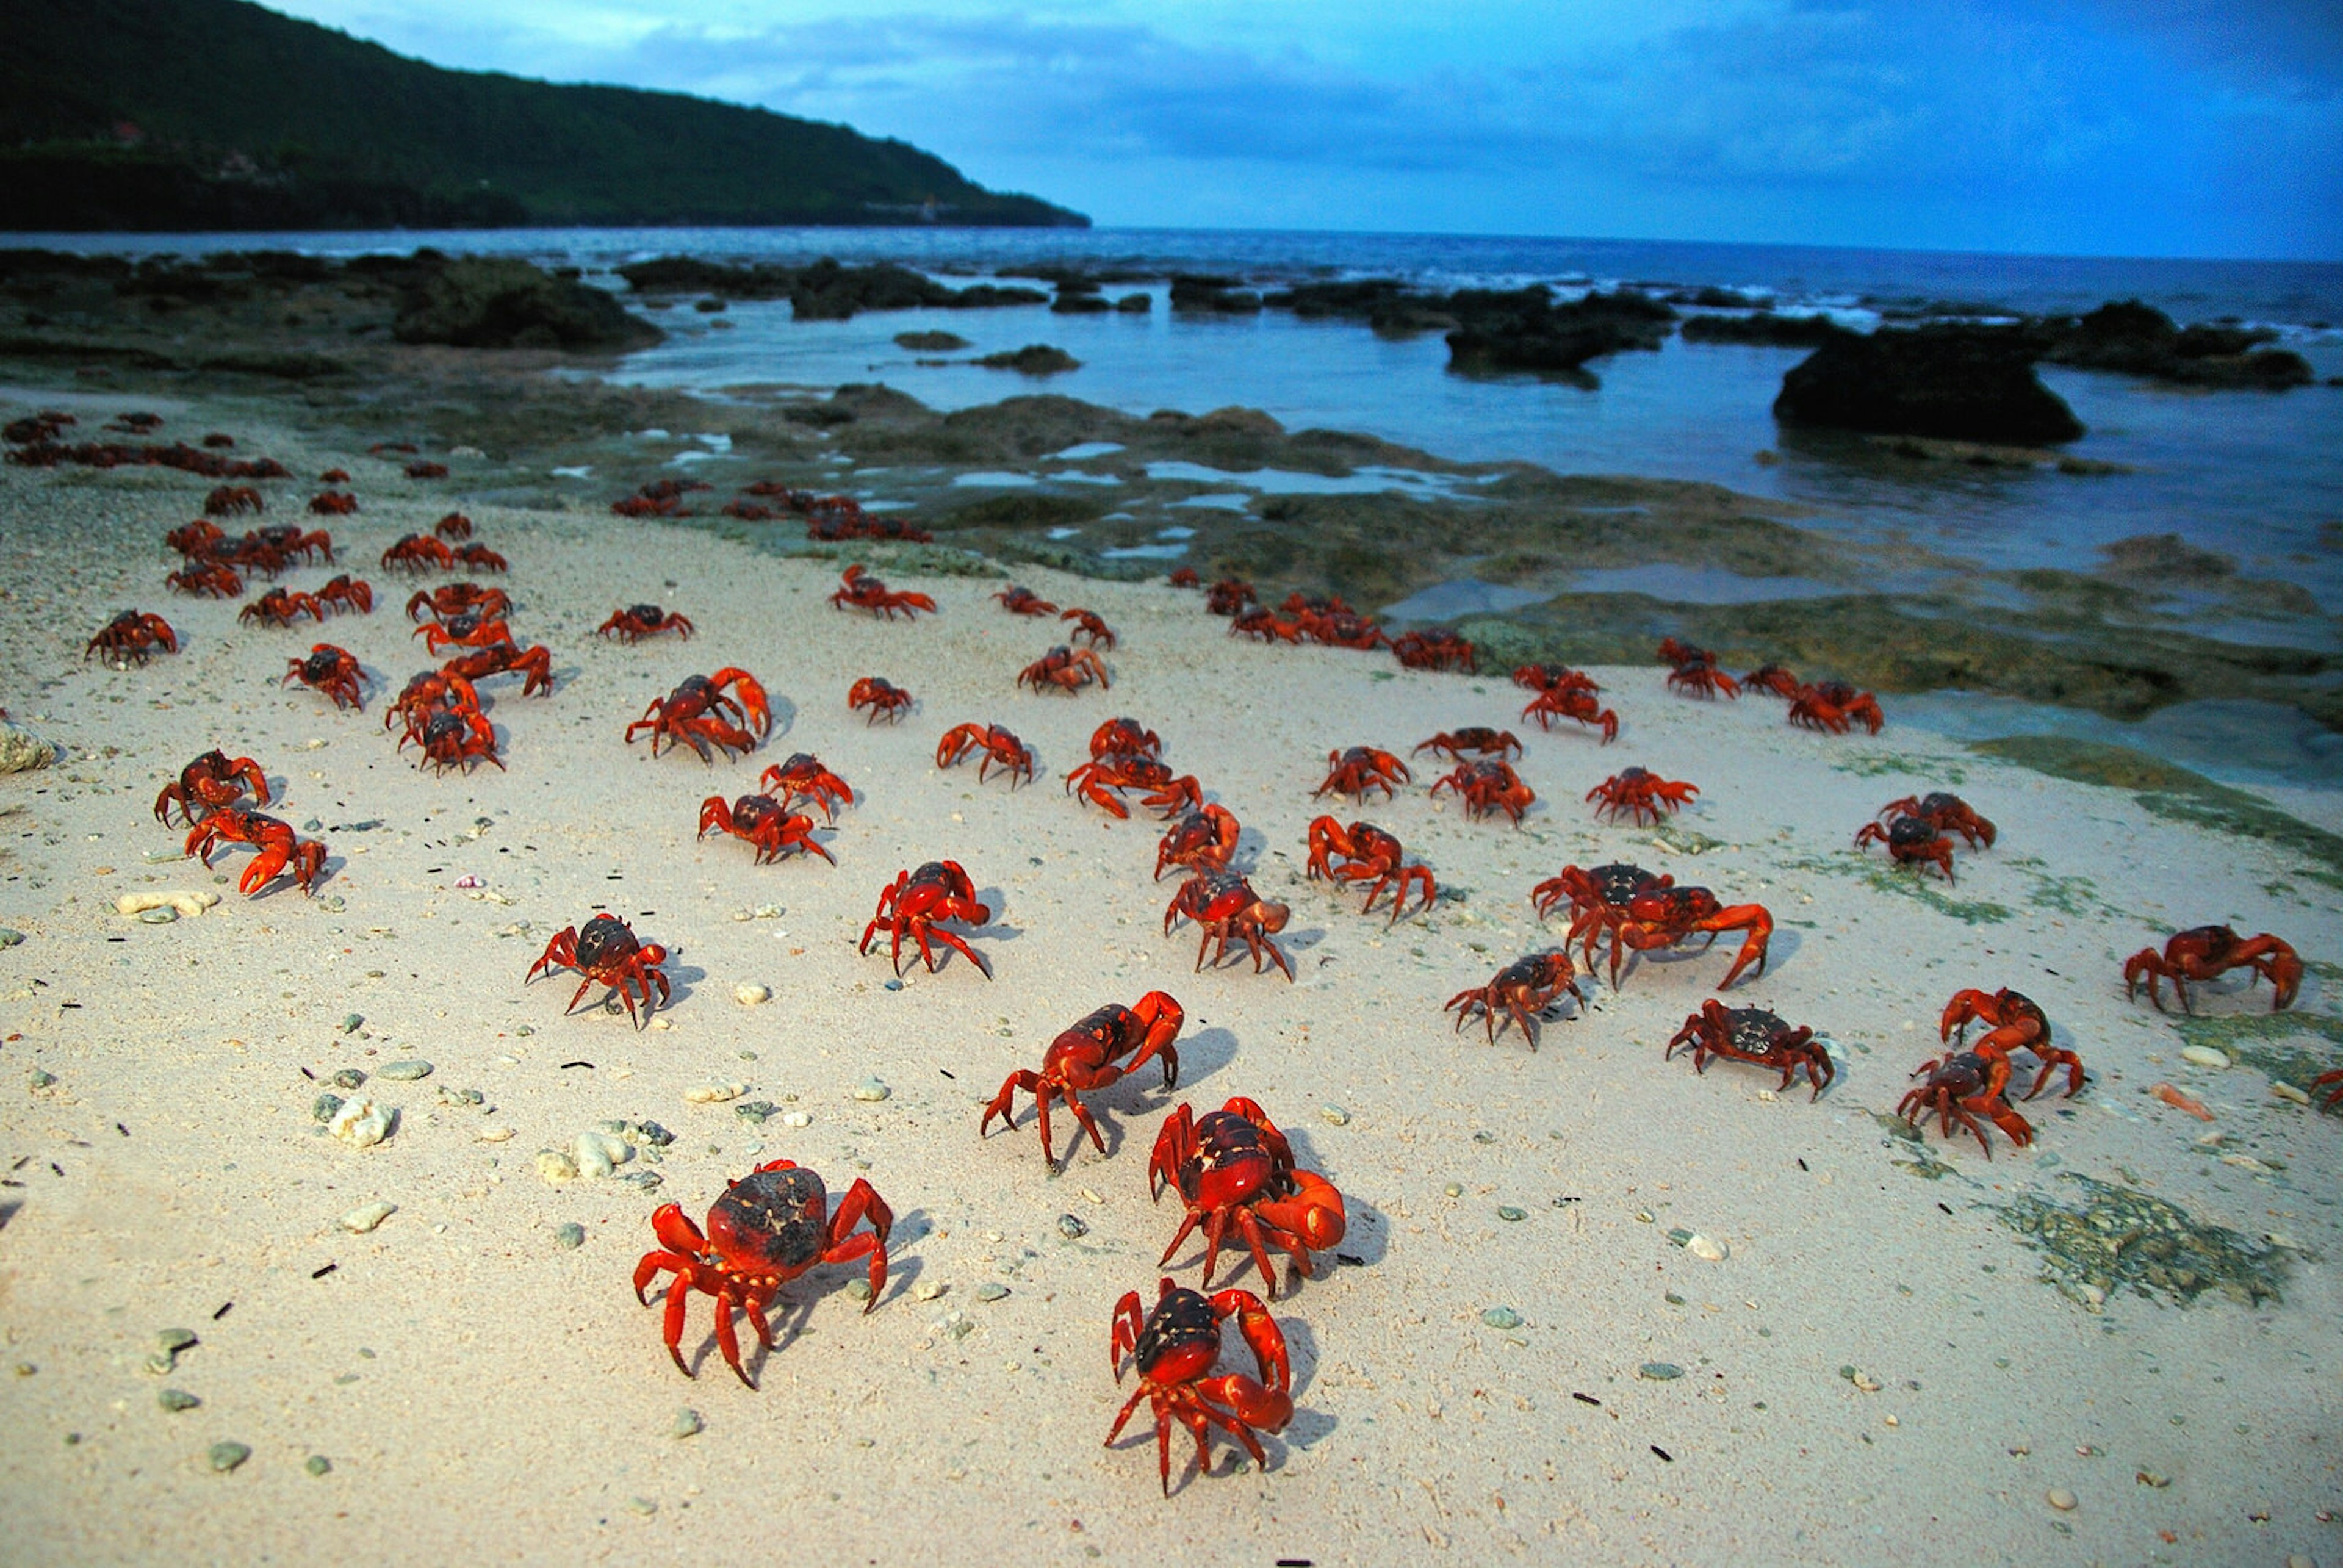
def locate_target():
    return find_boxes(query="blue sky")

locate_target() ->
[272,0,2341,258]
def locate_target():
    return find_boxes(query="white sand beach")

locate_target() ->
[1,387,2338,1566]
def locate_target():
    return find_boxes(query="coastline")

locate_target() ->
[0,370,2339,1563]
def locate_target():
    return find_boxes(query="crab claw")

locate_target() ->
[711,668,772,739]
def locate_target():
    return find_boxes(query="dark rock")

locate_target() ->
[1445,288,1677,375]
[1663,286,1768,309]
[976,343,1081,375]
[617,258,796,299]
[614,256,1046,318]
[1170,275,1262,313]
[393,258,662,351]
[894,330,970,351]
[1680,312,1842,347]
[1774,324,2083,444]
[1114,293,1151,313]
[2040,299,2312,390]
[2098,533,2236,582]
[1050,290,1112,314]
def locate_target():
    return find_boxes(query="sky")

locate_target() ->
[265,0,2342,259]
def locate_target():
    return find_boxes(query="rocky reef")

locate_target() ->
[1774,324,2084,444]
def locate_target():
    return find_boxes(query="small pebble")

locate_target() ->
[2046,1487,2077,1511]
[27,1069,57,1091]
[782,1111,812,1129]
[852,1078,891,1102]
[206,1440,251,1473]
[327,1098,392,1149]
[535,1149,579,1183]
[156,1328,200,1359]
[375,1059,433,1082]
[625,1497,657,1518]
[329,1068,366,1091]
[734,983,771,1006]
[305,1455,332,1477]
[1497,1206,1526,1222]
[311,1093,345,1124]
[671,1408,704,1439]
[338,1201,396,1234]
[2285,1557,2312,1568]
[1057,1214,1089,1240]
[1688,1234,1728,1262]
[0,929,22,947]
[974,1282,1010,1302]
[550,1222,586,1250]
[1442,1182,1464,1198]
[2179,1046,2230,1070]
[476,1124,514,1143]
[883,979,903,992]
[914,1281,946,1301]
[137,907,178,924]
[1480,1307,1524,1330]
[1320,1104,1350,1126]
[685,1082,744,1104]
[2271,1081,2312,1105]
[157,1388,201,1412]
[340,1014,364,1033]
[1638,1362,1684,1381]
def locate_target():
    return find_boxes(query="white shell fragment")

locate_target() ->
[684,1082,744,1104]
[734,983,771,1006]
[339,1201,397,1234]
[1686,1234,1729,1262]
[327,1098,393,1149]
[114,891,221,918]
[2179,1046,2230,1070]
[476,1124,514,1143]
[575,1130,633,1179]
[0,720,57,774]
[535,1148,580,1183]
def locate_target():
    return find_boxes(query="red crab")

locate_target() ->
[830,564,937,619]
[309,490,358,517]
[2123,927,2302,1014]
[699,794,832,865]
[1667,660,1740,700]
[1513,663,1597,694]
[1109,1278,1292,1495]
[433,512,473,541]
[406,460,448,480]
[1431,758,1535,825]
[1164,869,1292,980]
[1018,644,1110,694]
[861,860,993,977]
[405,583,511,622]
[415,612,510,652]
[86,610,178,664]
[1168,567,1200,589]
[1314,746,1410,801]
[1934,988,2083,1100]
[405,707,504,774]
[597,604,696,642]
[1389,628,1476,672]
[995,584,1058,616]
[981,991,1184,1166]
[185,807,325,896]
[626,668,772,761]
[757,753,853,821]
[1741,664,1801,699]
[1444,950,1585,1046]
[1586,766,1697,825]
[1205,579,1257,616]
[635,1160,891,1387]
[384,670,481,735]
[1156,804,1241,880]
[1898,1051,2034,1157]
[167,519,227,556]
[252,523,334,564]
[1065,755,1202,820]
[1521,683,1619,743]
[1853,814,1957,882]
[1612,885,1774,991]
[1530,861,1674,977]
[1148,1099,1346,1297]
[1413,728,1521,762]
[318,468,350,484]
[1091,717,1163,761]
[166,561,242,598]
[442,640,554,697]
[381,534,455,571]
[1305,817,1435,926]
[1788,681,1884,735]
[847,676,913,724]
[239,587,323,628]
[1879,792,1996,849]
[1229,606,1302,644]
[452,543,508,574]
[153,750,269,825]
[283,644,367,710]
[1667,1000,1834,1098]
[203,484,262,517]
[315,575,373,616]
[1062,608,1117,649]
[936,722,1034,787]
[527,913,671,1026]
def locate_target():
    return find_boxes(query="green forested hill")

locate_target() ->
[0,0,1086,229]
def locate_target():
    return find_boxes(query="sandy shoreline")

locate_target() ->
[1,384,2340,1564]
